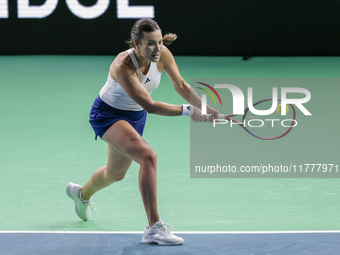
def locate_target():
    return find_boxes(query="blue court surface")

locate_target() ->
[1,231,340,254]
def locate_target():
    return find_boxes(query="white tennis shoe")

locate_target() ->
[66,182,97,221]
[141,219,184,245]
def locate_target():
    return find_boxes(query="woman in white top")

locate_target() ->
[67,18,218,245]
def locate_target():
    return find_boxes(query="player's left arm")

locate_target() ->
[161,46,218,117]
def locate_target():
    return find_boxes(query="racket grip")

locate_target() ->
[206,114,227,119]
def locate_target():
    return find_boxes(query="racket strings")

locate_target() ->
[243,100,295,139]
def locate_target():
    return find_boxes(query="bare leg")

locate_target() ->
[81,144,133,200]
[138,148,159,227]
[101,120,160,227]
[81,166,107,201]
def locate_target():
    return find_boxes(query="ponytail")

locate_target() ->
[163,33,177,45]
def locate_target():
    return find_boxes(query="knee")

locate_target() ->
[111,174,125,182]
[104,166,126,183]
[140,147,157,168]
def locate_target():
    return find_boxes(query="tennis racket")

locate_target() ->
[208,98,296,140]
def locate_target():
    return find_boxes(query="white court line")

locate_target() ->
[0,230,340,234]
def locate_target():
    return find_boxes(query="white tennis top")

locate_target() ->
[99,49,162,111]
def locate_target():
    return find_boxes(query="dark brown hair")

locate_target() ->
[126,18,177,48]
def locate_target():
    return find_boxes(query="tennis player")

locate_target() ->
[66,18,218,246]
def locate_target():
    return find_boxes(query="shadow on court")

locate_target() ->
[1,232,340,255]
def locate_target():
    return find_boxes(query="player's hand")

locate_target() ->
[206,107,219,122]
[191,107,217,123]
[191,107,207,122]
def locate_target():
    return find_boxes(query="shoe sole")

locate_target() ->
[141,238,183,246]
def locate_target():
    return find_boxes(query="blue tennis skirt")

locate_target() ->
[89,96,147,140]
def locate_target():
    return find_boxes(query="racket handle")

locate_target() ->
[206,114,227,119]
